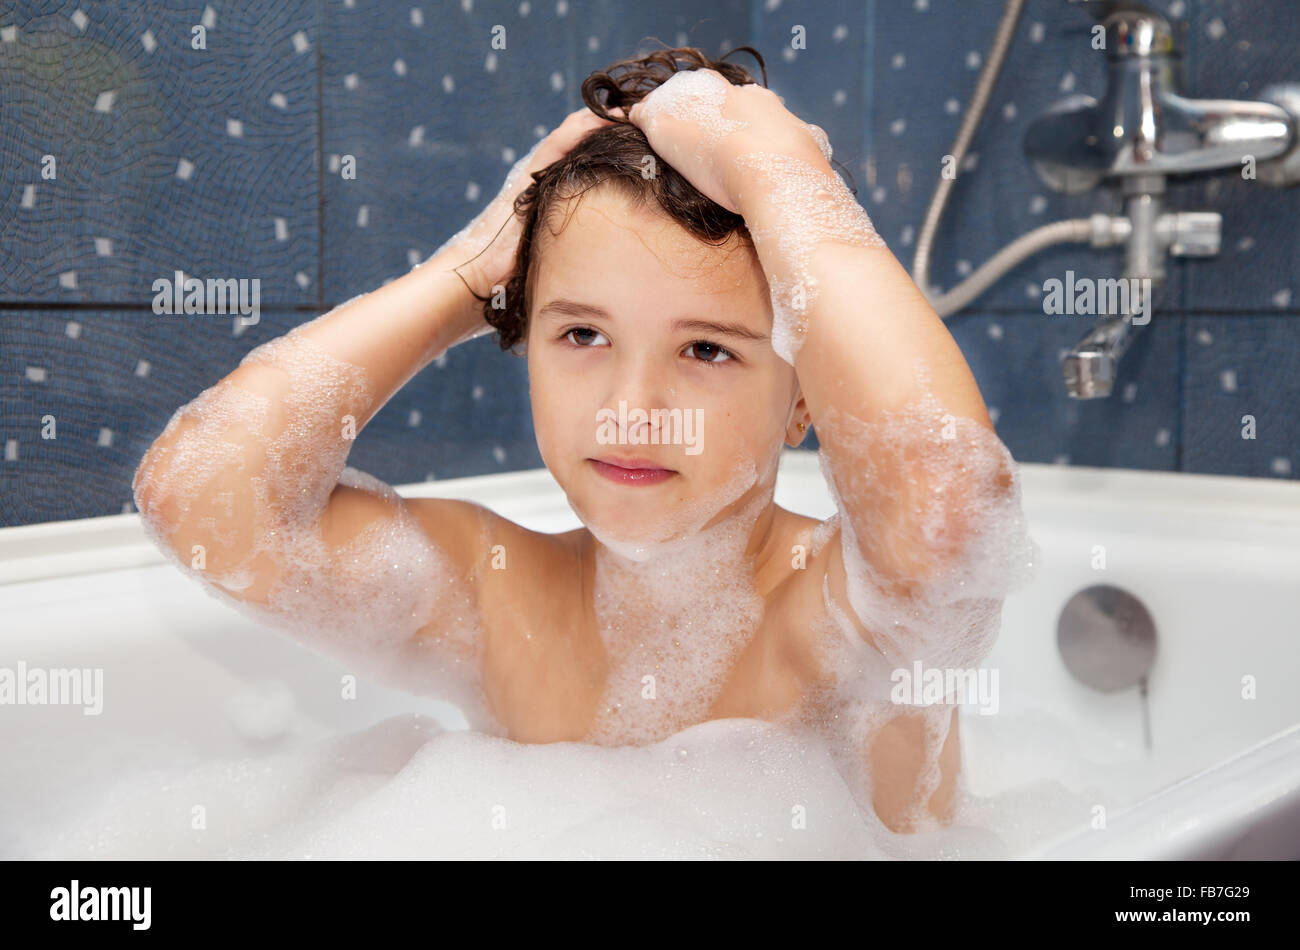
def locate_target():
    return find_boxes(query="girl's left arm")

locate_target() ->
[740,175,991,428]
[736,151,1013,593]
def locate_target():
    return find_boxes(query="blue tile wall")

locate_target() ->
[1183,315,1299,478]
[1184,0,1300,312]
[0,1,320,307]
[2,0,1296,527]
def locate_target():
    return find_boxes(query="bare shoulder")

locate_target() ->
[770,505,839,599]
[772,507,886,659]
[403,495,580,583]
[405,498,597,739]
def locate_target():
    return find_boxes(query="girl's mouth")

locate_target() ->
[588,457,678,485]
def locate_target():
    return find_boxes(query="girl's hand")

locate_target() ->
[447,107,623,298]
[625,68,832,214]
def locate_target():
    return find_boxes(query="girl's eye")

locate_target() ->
[562,327,609,347]
[559,327,735,366]
[684,341,735,366]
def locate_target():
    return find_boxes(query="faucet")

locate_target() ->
[1024,0,1300,397]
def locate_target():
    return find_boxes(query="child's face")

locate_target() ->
[523,186,805,545]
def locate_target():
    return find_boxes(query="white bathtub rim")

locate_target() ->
[2,453,1298,586]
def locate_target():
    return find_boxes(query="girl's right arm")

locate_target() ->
[131,251,503,705]
[133,107,616,710]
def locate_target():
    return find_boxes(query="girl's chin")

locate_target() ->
[568,497,689,545]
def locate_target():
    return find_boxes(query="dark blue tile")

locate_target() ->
[2,308,197,525]
[321,0,561,302]
[0,305,543,527]
[7,0,1296,530]
[320,0,734,304]
[0,0,319,307]
[1182,315,1299,478]
[749,0,869,197]
[568,0,749,73]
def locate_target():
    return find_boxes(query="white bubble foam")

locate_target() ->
[761,379,1038,832]
[585,490,769,746]
[731,151,885,366]
[9,710,1114,860]
[133,320,497,734]
[813,390,1037,671]
[633,68,751,172]
[224,679,296,741]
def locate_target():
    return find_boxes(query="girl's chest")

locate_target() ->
[476,543,833,745]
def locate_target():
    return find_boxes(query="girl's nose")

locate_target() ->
[605,357,672,441]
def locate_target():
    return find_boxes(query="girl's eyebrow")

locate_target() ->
[672,317,768,343]
[537,298,607,321]
[537,298,768,342]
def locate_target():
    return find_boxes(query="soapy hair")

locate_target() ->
[460,43,852,353]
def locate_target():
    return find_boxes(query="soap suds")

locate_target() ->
[132,320,497,733]
[731,151,885,365]
[585,486,769,746]
[767,380,1038,832]
[812,388,1037,672]
[633,68,752,173]
[6,710,1117,860]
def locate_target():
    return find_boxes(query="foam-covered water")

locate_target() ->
[9,709,1118,860]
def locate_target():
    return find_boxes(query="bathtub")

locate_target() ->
[1,450,1298,859]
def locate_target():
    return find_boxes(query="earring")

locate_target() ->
[796,421,807,434]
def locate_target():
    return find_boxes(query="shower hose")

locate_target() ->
[910,0,1095,318]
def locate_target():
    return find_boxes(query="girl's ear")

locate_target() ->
[786,390,811,447]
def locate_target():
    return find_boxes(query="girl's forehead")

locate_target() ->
[539,195,760,293]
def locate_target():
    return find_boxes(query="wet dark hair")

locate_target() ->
[455,43,843,355]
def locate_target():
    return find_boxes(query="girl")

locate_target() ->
[133,47,1031,837]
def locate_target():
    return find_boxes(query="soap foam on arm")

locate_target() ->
[811,390,1036,674]
[775,384,1037,834]
[131,322,498,731]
